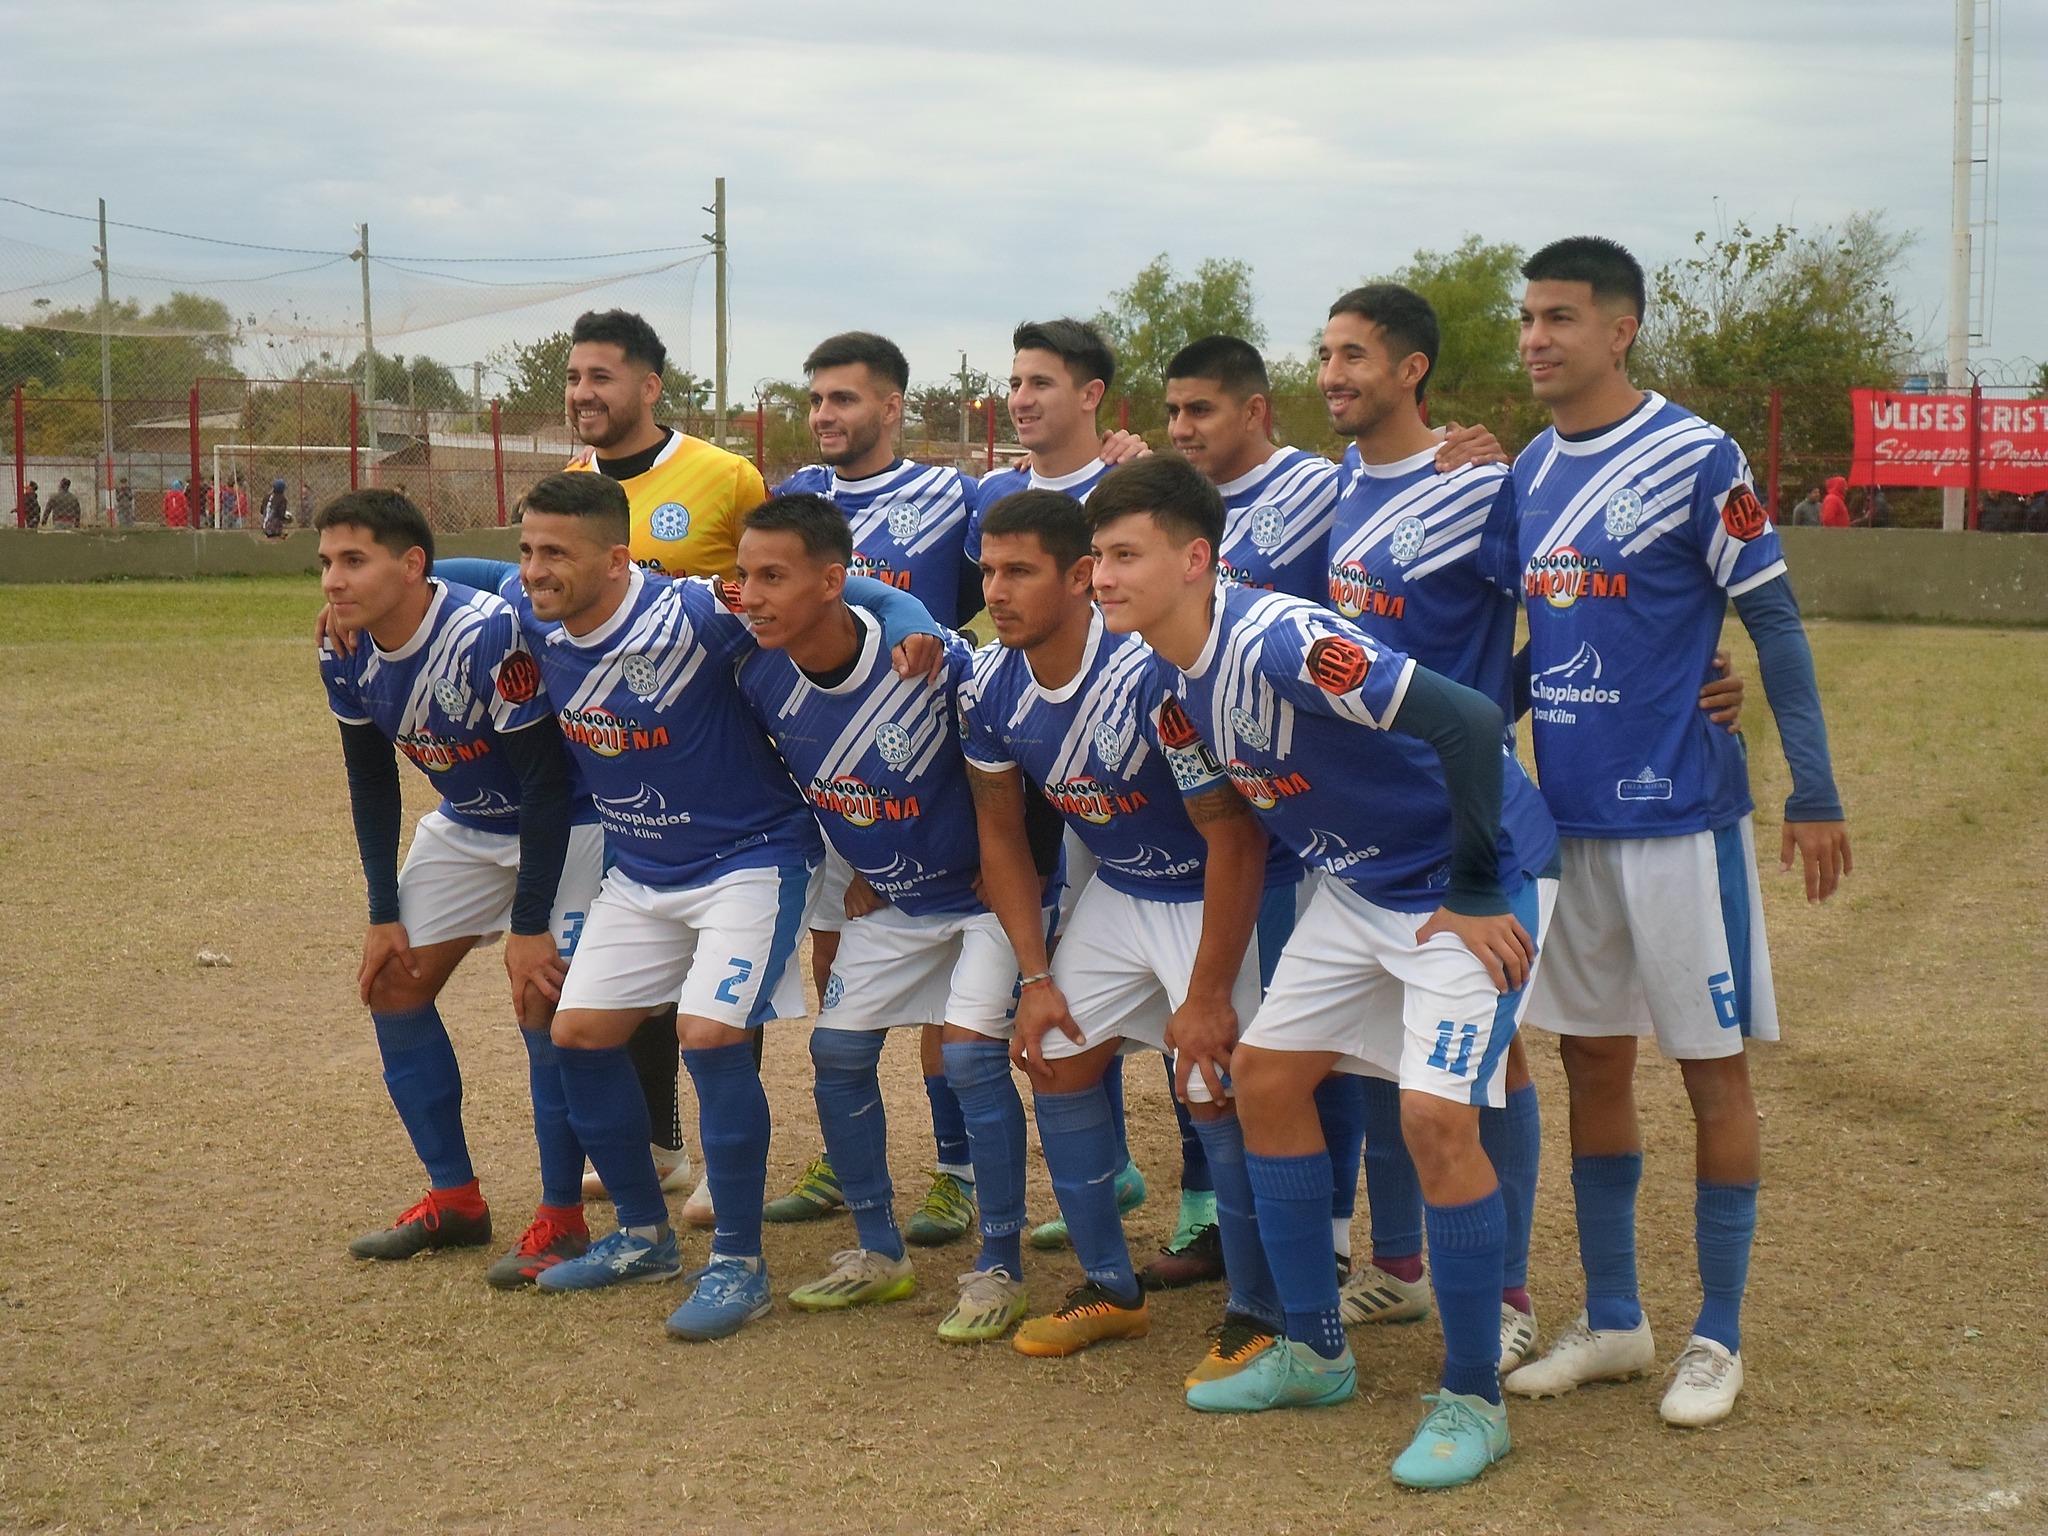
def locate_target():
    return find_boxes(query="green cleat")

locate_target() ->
[763,1154,844,1224]
[1390,1391,1511,1489]
[1184,1338,1356,1414]
[904,1169,975,1246]
[1167,1189,1217,1251]
[1029,1158,1148,1250]
[937,1267,1028,1343]
[786,1248,916,1312]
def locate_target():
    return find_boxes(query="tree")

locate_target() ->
[1,292,244,451]
[1378,236,1543,443]
[908,368,999,442]
[1095,255,1265,427]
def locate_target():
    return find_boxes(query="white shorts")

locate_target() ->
[397,811,605,957]
[807,847,857,934]
[555,861,817,1029]
[1042,881,1269,1105]
[814,905,1020,1039]
[1055,827,1098,931]
[1244,874,1557,1109]
[1525,818,1778,1059]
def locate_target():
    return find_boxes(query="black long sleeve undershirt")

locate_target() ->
[496,716,574,936]
[1388,666,1510,917]
[338,721,404,925]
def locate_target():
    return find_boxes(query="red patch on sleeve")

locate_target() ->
[1721,484,1769,542]
[1155,696,1201,750]
[718,578,745,613]
[1306,634,1371,694]
[495,650,541,704]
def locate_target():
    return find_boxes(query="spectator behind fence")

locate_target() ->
[192,475,213,530]
[1821,475,1852,528]
[19,481,41,528]
[164,479,190,529]
[1859,486,1892,528]
[219,479,243,529]
[45,478,83,529]
[1790,486,1822,526]
[115,477,135,527]
[261,478,288,538]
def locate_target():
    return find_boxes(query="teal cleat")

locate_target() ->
[1390,1391,1512,1490]
[1184,1338,1356,1413]
[1029,1158,1148,1250]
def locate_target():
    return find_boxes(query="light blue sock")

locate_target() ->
[1033,1085,1136,1301]
[1246,1149,1345,1359]
[1361,1076,1423,1268]
[1480,1083,1541,1294]
[685,1043,771,1261]
[1693,1180,1758,1352]
[519,1026,583,1209]
[372,1005,472,1188]
[1427,1189,1507,1404]
[1572,1152,1645,1331]
[942,1039,1027,1277]
[556,1042,663,1228]
[1191,1113,1280,1328]
[810,1028,902,1260]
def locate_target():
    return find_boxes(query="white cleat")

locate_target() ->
[579,1144,696,1203]
[680,1172,716,1230]
[1338,1264,1431,1327]
[1659,1336,1744,1427]
[1499,1302,1539,1375]
[1503,1310,1655,1398]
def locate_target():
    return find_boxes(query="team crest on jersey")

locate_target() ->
[649,502,692,542]
[1721,484,1769,542]
[822,974,845,1009]
[1155,696,1202,751]
[1306,634,1371,695]
[432,677,467,716]
[1388,516,1427,565]
[1604,488,1645,539]
[620,654,661,699]
[1092,717,1134,770]
[883,501,922,542]
[1228,707,1270,751]
[1248,503,1287,552]
[874,721,914,767]
[494,650,541,704]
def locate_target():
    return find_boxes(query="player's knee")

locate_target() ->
[1399,1093,1480,1180]
[1228,1046,1305,1121]
[809,1026,884,1080]
[1560,1033,1635,1093]
[366,965,436,1015]
[675,1013,736,1052]
[1678,1053,1754,1122]
[550,1010,614,1051]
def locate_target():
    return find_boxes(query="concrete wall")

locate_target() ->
[3,524,2045,626]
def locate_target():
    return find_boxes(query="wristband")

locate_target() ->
[1018,971,1054,991]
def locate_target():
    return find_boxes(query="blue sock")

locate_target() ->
[811,1029,902,1260]
[556,1043,664,1228]
[371,1006,472,1189]
[1426,1189,1508,1403]
[1572,1152,1645,1331]
[1102,1053,1130,1167]
[942,1039,1026,1277]
[1315,1074,1367,1247]
[1164,1054,1212,1193]
[685,1043,771,1261]
[1361,1076,1423,1267]
[1033,1085,1137,1301]
[1480,1083,1541,1295]
[519,1027,584,1209]
[1694,1180,1758,1353]
[1192,1113,1280,1328]
[923,1072,971,1174]
[1246,1149,1345,1359]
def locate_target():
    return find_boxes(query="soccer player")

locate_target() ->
[960,488,1298,1371]
[1092,454,1559,1489]
[762,332,984,1245]
[563,308,770,1223]
[730,492,1035,1340]
[438,472,939,1338]
[1498,238,1849,1427]
[314,488,605,1290]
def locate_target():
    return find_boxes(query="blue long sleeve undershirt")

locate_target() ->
[1389,666,1511,917]
[1732,574,1844,823]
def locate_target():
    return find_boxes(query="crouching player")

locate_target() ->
[1094,456,1557,1489]
[315,489,604,1288]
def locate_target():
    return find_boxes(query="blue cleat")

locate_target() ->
[665,1255,773,1341]
[1184,1338,1356,1413]
[1390,1391,1511,1490]
[533,1226,681,1292]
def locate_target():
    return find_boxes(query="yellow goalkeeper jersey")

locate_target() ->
[565,429,768,578]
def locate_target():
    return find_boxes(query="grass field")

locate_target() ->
[1,577,2043,1535]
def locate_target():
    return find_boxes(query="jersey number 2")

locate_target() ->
[714,956,755,1006]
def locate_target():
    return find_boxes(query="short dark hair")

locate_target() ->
[742,492,853,565]
[1012,318,1115,393]
[570,309,667,376]
[314,487,435,566]
[1328,284,1440,402]
[978,489,1092,571]
[517,471,631,547]
[1165,334,1270,399]
[1521,236,1647,320]
[803,332,909,394]
[1083,456,1223,568]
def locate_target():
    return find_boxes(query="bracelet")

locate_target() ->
[1018,971,1054,990]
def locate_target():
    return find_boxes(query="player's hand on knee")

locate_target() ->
[891,634,945,681]
[1433,421,1508,471]
[1419,907,1534,992]
[1011,982,1082,1084]
[1782,818,1852,903]
[503,930,566,1017]
[1164,991,1238,1105]
[1098,429,1152,466]
[1700,648,1745,731]
[358,922,420,1005]
[842,875,887,920]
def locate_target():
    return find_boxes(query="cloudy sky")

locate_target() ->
[3,1,2041,397]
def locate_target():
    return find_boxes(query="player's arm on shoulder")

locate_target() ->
[434,557,517,592]
[1169,783,1266,1103]
[842,575,945,678]
[1433,421,1510,472]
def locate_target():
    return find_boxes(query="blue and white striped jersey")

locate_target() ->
[736,612,982,916]
[1511,392,1784,838]
[775,459,979,627]
[965,456,1111,562]
[1325,444,1521,720]
[1215,447,1341,602]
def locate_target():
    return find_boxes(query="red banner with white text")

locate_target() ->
[1850,389,2048,492]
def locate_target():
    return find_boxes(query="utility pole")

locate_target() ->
[356,223,375,478]
[471,361,484,417]
[711,177,729,446]
[957,351,971,458]
[1945,0,1974,531]
[94,198,114,522]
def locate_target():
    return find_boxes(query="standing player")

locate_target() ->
[1091,455,1558,1489]
[731,493,1034,1340]
[763,332,984,1244]
[562,308,770,1224]
[1498,238,1849,1426]
[314,489,604,1290]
